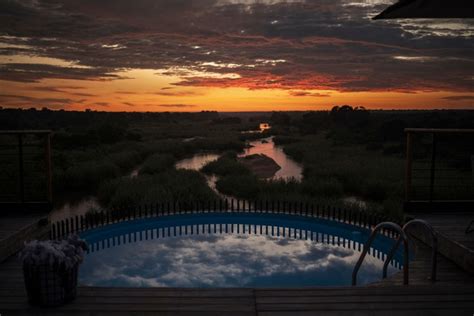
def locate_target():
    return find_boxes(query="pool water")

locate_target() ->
[79,213,405,288]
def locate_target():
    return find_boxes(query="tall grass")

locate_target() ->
[108,150,142,171]
[98,169,219,208]
[55,160,120,192]
[52,132,246,195]
[281,133,405,216]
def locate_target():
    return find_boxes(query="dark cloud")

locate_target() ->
[289,91,330,97]
[0,63,121,82]
[29,86,96,97]
[153,90,204,97]
[0,0,473,93]
[0,93,77,107]
[158,104,197,108]
[70,92,96,97]
[94,102,109,107]
[441,95,474,101]
[116,91,138,95]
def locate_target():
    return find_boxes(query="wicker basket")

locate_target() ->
[23,262,79,307]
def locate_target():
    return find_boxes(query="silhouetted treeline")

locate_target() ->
[270,107,474,147]
[0,108,223,148]
[0,108,220,131]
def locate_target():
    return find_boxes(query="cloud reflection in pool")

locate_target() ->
[79,214,403,288]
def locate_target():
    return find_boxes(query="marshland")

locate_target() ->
[2,107,473,221]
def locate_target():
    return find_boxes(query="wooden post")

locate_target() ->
[45,133,53,204]
[405,131,413,201]
[429,133,437,203]
[18,134,24,203]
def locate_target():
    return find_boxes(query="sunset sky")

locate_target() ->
[0,0,473,111]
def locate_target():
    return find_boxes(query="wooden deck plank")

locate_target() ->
[409,212,474,251]
[0,215,46,240]
[256,292,474,302]
[256,303,474,311]
[258,310,473,316]
[0,214,50,263]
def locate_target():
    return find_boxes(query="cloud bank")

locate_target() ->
[0,0,473,109]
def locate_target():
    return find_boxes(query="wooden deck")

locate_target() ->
[0,214,49,263]
[2,285,474,316]
[407,211,474,274]
[1,238,473,315]
[374,239,474,286]
[411,212,474,250]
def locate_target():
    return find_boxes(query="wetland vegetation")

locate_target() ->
[1,107,473,220]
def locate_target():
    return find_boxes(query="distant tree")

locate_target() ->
[84,123,127,144]
[330,105,369,127]
[270,112,291,126]
[212,117,242,124]
[299,111,328,134]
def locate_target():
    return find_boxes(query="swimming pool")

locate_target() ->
[79,213,405,287]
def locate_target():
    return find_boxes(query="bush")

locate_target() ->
[302,177,344,198]
[201,153,250,176]
[57,160,120,192]
[362,180,389,202]
[139,154,175,175]
[216,174,260,199]
[108,150,142,171]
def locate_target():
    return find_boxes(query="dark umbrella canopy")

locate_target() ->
[373,0,474,19]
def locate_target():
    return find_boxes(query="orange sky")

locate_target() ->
[1,68,473,112]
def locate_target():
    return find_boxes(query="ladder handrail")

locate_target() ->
[382,219,438,281]
[352,222,409,286]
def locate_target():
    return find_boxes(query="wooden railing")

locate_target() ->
[404,128,474,212]
[0,130,52,213]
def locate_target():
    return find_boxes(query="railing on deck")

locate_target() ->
[0,130,52,213]
[50,199,399,241]
[404,128,474,212]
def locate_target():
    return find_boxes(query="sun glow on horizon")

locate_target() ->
[1,67,473,112]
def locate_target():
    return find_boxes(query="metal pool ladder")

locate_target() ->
[352,222,409,286]
[382,219,438,282]
[352,220,438,286]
